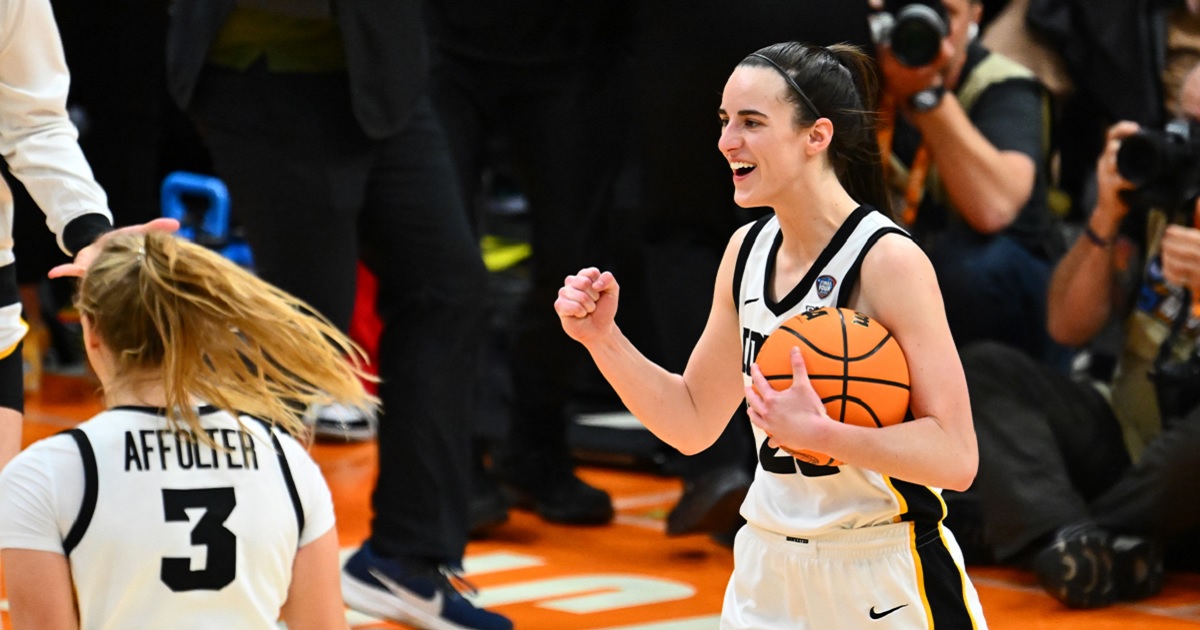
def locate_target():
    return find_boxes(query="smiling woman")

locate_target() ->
[553,40,987,629]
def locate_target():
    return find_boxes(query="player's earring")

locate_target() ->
[968,22,979,40]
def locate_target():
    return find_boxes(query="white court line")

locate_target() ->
[597,615,721,629]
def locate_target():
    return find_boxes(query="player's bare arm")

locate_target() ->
[557,225,751,455]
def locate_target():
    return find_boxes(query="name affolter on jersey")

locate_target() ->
[123,428,260,472]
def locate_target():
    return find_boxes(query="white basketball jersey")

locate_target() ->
[0,406,334,629]
[734,207,947,538]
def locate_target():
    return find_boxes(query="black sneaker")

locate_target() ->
[709,515,746,549]
[667,466,751,537]
[1111,534,1165,601]
[1033,522,1116,609]
[500,469,614,525]
[341,543,513,630]
[469,455,511,537]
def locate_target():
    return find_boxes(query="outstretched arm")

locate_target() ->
[556,227,751,455]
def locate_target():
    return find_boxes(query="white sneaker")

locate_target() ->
[306,402,376,442]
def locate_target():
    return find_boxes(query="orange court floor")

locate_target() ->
[3,373,1199,630]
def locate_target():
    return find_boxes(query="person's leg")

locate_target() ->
[962,341,1135,609]
[426,49,514,534]
[960,341,1128,562]
[427,50,492,236]
[487,60,625,524]
[1090,408,1200,537]
[191,66,374,443]
[357,95,487,562]
[1080,405,1200,598]
[188,64,365,331]
[929,227,1069,371]
[342,96,510,630]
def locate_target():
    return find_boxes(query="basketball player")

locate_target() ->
[555,42,987,628]
[0,232,374,629]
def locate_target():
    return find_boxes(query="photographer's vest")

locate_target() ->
[1110,208,1200,460]
[884,52,1059,225]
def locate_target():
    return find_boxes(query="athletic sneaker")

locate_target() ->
[1034,522,1116,608]
[667,465,751,537]
[499,467,614,525]
[1033,522,1164,609]
[342,543,512,630]
[1111,533,1165,601]
[306,402,376,442]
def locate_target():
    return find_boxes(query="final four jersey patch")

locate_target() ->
[816,275,837,299]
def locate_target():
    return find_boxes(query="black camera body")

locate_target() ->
[1116,119,1200,214]
[869,0,949,68]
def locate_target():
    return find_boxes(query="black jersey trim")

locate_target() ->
[836,227,912,309]
[62,429,98,556]
[733,214,775,314]
[0,261,19,305]
[253,418,305,542]
[0,344,25,412]
[109,405,221,415]
[766,206,872,317]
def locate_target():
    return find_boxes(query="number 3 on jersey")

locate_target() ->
[161,487,237,591]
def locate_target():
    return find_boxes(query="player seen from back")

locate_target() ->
[0,231,376,629]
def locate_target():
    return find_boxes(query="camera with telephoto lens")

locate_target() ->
[1116,119,1200,214]
[869,0,949,68]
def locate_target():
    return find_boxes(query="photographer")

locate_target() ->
[956,101,1200,607]
[873,0,1065,366]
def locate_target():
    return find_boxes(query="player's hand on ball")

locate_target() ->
[745,346,830,453]
[555,267,620,345]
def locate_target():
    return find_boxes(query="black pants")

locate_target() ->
[927,225,1072,371]
[190,63,487,564]
[962,341,1200,563]
[427,50,626,474]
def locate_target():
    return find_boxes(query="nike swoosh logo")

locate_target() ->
[367,567,444,617]
[869,604,908,619]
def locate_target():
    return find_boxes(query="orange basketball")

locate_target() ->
[755,306,910,466]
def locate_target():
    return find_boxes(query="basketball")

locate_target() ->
[755,306,910,466]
